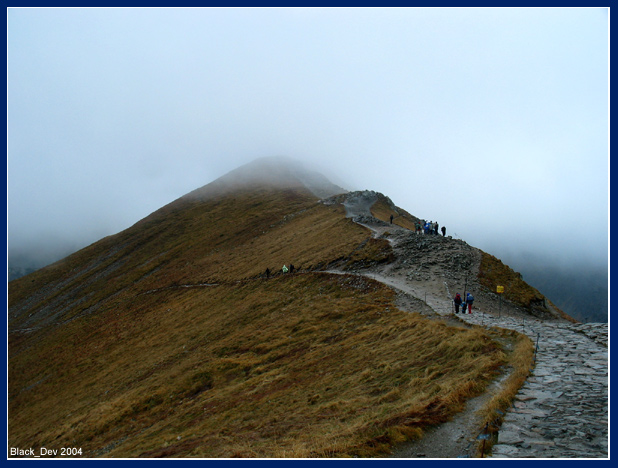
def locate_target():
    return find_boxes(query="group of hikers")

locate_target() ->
[453,292,474,314]
[264,264,296,278]
[262,211,473,313]
[387,213,446,237]
[414,219,446,237]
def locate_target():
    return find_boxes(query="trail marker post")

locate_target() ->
[497,285,504,317]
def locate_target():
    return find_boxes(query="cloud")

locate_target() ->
[7,7,608,271]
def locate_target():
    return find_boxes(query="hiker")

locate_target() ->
[415,221,422,234]
[282,265,289,274]
[390,214,394,224]
[434,222,439,235]
[289,264,295,274]
[454,293,462,314]
[441,226,446,237]
[466,293,474,314]
[265,267,270,279]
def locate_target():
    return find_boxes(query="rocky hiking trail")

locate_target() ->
[325,191,608,458]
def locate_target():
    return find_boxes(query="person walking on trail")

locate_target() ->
[466,293,474,314]
[441,226,446,237]
[265,267,270,279]
[434,222,439,235]
[454,293,462,314]
[282,265,289,274]
[289,264,295,274]
[415,221,422,234]
[390,214,394,224]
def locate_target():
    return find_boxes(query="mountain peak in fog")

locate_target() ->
[185,156,348,200]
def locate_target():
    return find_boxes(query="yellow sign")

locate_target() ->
[497,286,504,294]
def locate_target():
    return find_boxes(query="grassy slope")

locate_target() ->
[9,185,507,458]
[9,187,383,328]
[370,194,419,231]
[9,274,505,458]
[478,252,575,322]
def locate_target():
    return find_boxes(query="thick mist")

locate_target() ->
[8,8,608,320]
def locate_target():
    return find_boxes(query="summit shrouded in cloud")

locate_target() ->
[184,156,348,200]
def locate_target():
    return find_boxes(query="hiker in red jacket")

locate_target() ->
[454,293,463,314]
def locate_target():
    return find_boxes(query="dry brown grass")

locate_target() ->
[9,272,506,458]
[370,194,419,231]
[478,252,575,322]
[9,188,377,328]
[9,186,508,458]
[478,252,543,308]
[474,329,535,457]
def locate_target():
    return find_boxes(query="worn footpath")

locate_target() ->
[332,191,609,458]
[462,314,608,458]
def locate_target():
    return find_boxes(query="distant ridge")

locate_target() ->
[185,156,348,200]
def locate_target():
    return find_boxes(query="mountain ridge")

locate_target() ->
[8,157,578,458]
[7,157,606,324]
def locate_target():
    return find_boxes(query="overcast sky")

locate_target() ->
[7,7,608,270]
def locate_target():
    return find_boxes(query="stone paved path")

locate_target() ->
[458,313,608,458]
[360,273,609,458]
[331,264,609,458]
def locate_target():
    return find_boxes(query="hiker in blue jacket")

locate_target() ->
[466,293,474,314]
